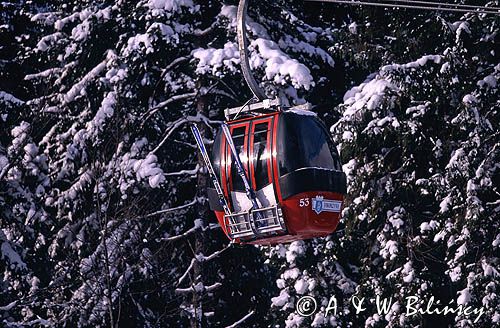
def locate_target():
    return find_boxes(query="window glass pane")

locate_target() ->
[211,129,222,180]
[278,114,341,176]
[253,123,269,190]
[229,126,247,192]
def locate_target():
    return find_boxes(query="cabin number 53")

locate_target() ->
[299,198,310,207]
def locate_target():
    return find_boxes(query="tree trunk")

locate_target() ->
[190,93,209,328]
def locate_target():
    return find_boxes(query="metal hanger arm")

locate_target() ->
[237,0,267,101]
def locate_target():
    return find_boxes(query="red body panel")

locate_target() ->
[271,113,283,203]
[214,210,230,238]
[214,191,344,245]
[280,191,343,235]
[251,191,343,245]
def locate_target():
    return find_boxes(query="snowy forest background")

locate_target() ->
[1,0,499,327]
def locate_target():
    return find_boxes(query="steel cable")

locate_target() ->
[306,0,500,15]
[390,0,500,11]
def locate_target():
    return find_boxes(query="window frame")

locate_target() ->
[249,117,273,190]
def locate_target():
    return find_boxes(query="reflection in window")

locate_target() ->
[252,122,270,190]
[278,113,342,176]
[230,126,247,192]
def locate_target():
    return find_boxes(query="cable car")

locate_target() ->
[204,103,347,245]
[190,0,347,245]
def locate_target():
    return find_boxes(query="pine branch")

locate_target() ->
[224,310,255,328]
[164,165,200,177]
[141,92,198,126]
[142,199,198,219]
[175,282,222,294]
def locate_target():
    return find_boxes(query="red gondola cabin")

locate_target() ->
[207,110,347,245]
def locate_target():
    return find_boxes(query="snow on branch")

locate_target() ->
[162,218,203,242]
[0,91,24,105]
[205,282,222,291]
[143,199,197,218]
[195,244,232,262]
[176,258,195,286]
[36,32,63,51]
[0,162,12,182]
[20,317,51,327]
[151,113,219,154]
[176,244,232,286]
[224,310,255,328]
[163,56,190,73]
[61,51,115,105]
[164,164,200,176]
[24,67,61,81]
[175,282,222,294]
[1,239,27,271]
[206,88,239,102]
[381,54,442,73]
[150,117,189,154]
[0,301,17,311]
[149,56,190,107]
[62,60,106,103]
[142,92,197,124]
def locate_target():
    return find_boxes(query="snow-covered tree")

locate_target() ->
[1,0,341,326]
[1,0,498,327]
[268,4,499,327]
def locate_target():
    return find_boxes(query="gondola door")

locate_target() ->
[248,116,277,208]
[223,122,250,213]
[217,115,287,242]
[223,115,278,212]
